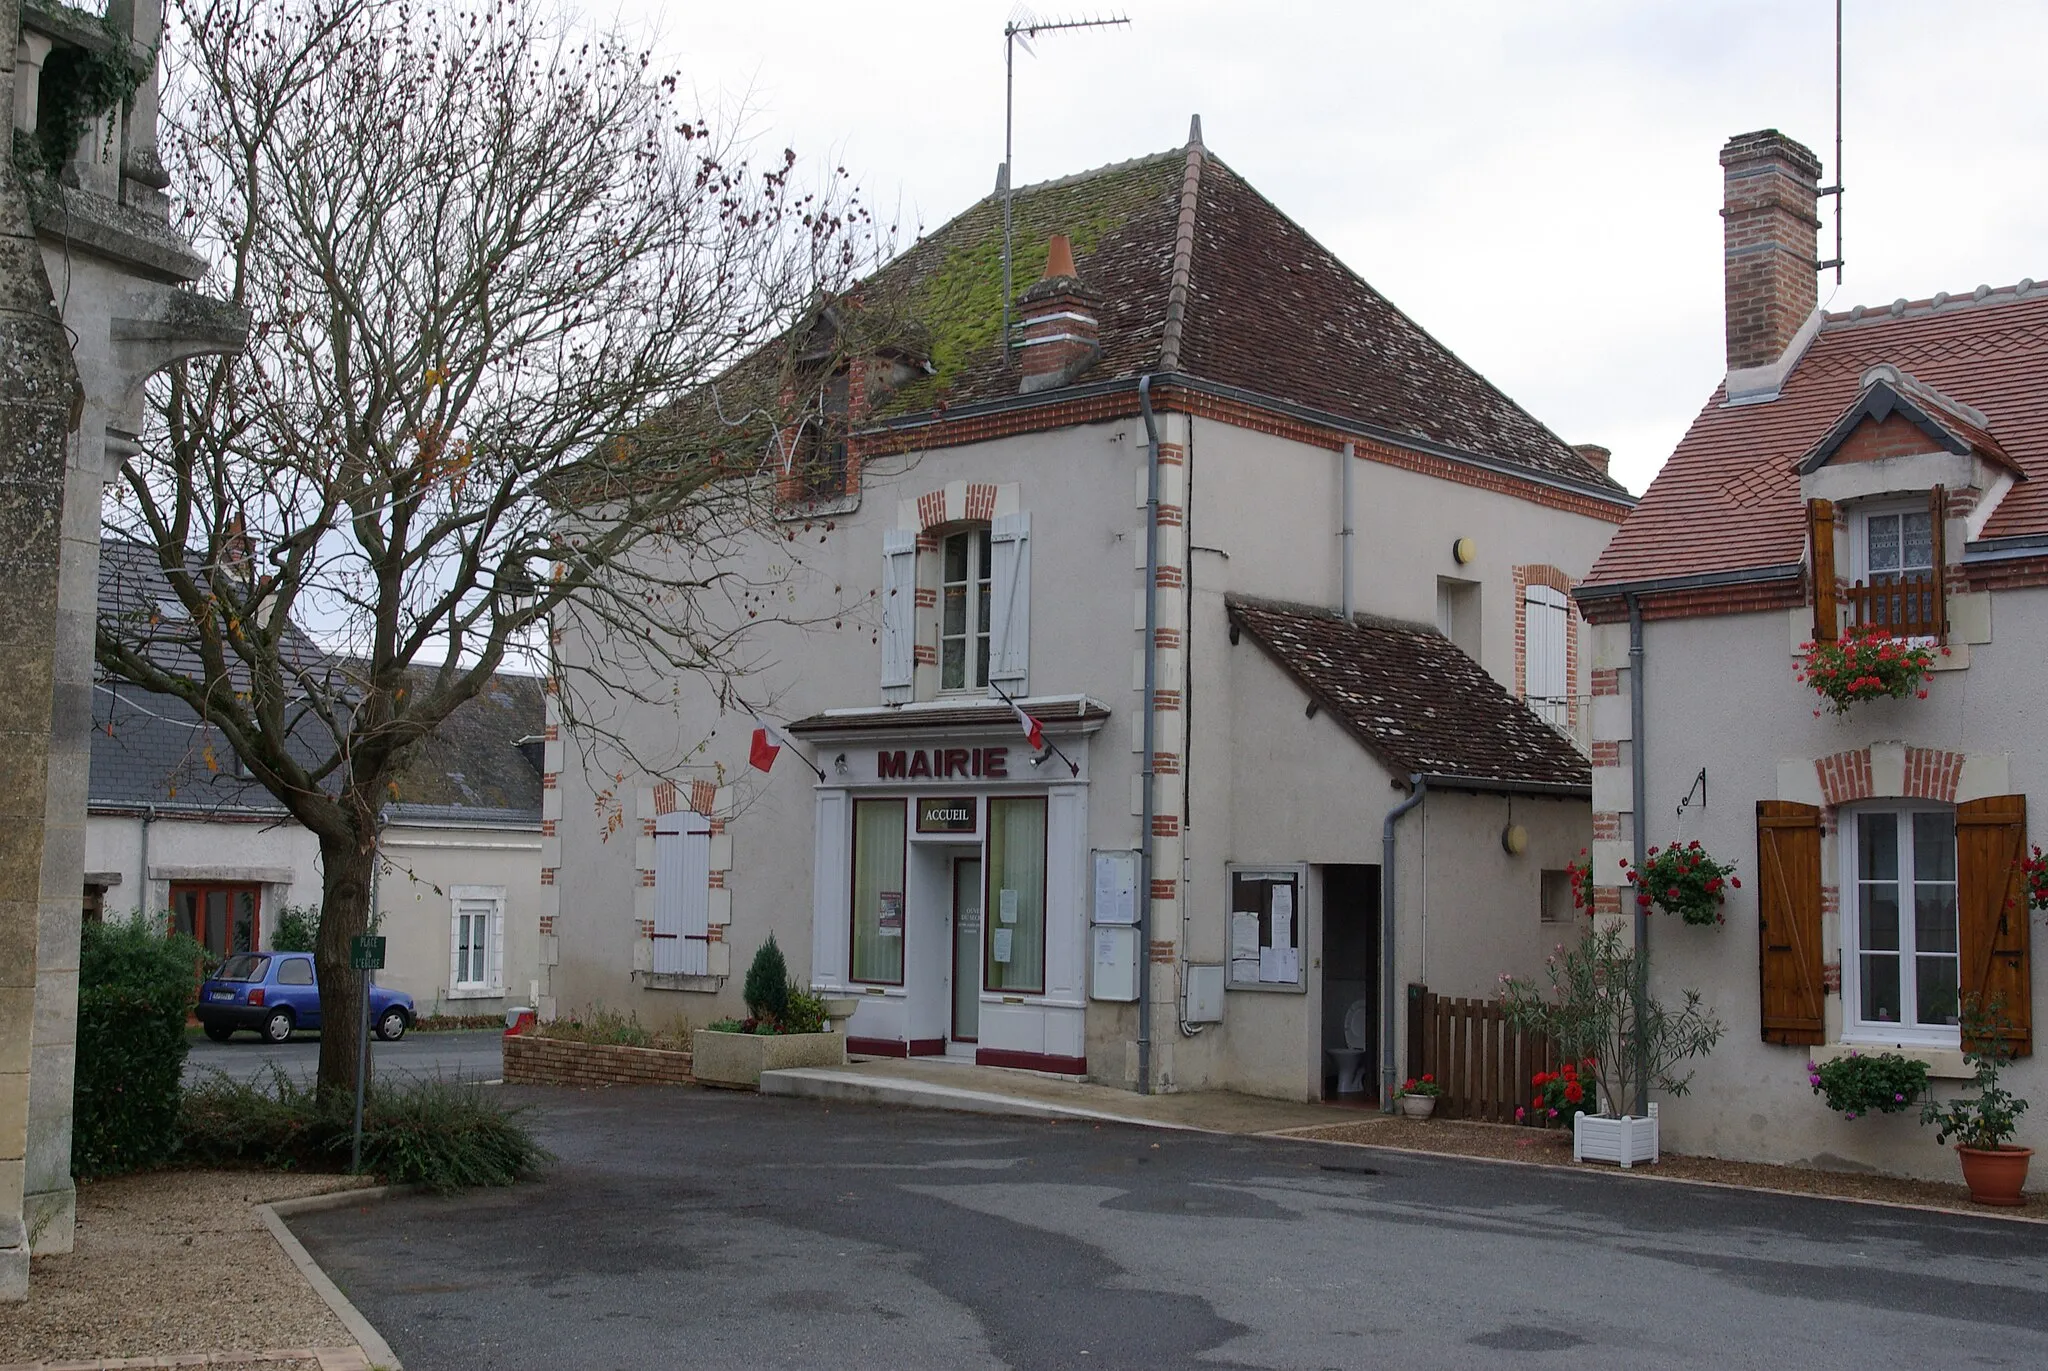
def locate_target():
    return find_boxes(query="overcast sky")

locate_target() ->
[599,1,2048,495]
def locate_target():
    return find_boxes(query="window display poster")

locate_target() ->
[879,891,904,938]
[992,927,1014,963]
[999,887,1020,924]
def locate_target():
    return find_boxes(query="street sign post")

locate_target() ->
[349,935,386,1172]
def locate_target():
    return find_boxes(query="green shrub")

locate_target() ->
[1808,1051,1930,1119]
[270,904,321,952]
[533,1007,688,1050]
[74,917,204,1178]
[178,1068,548,1194]
[781,984,828,1035]
[743,935,791,1025]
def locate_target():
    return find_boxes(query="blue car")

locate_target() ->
[196,952,415,1044]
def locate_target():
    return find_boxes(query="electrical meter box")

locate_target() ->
[1090,924,1139,1002]
[1184,964,1225,1023]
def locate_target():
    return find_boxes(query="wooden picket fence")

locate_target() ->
[1406,983,1563,1127]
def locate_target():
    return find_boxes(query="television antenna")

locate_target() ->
[1001,7,1130,363]
[1816,0,1845,283]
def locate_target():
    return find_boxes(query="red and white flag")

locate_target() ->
[749,721,786,773]
[1009,698,1044,751]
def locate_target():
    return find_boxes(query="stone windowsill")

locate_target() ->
[635,970,727,993]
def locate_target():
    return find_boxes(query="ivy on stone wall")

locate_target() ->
[14,9,148,185]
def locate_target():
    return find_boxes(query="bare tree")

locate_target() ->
[99,0,880,1098]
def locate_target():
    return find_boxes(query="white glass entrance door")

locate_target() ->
[951,857,983,1043]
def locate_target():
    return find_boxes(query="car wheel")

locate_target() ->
[263,1008,295,1043]
[376,1008,409,1042]
[204,1024,235,1043]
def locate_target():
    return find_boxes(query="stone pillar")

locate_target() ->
[0,0,82,1299]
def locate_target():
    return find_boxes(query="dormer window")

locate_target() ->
[940,527,993,691]
[1859,505,1934,584]
[1841,492,1946,640]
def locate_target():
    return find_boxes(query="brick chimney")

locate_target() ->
[1720,130,1824,372]
[1571,444,1611,476]
[1016,233,1101,394]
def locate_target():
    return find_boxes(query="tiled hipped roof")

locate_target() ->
[864,138,1622,497]
[1226,596,1591,794]
[1584,286,2048,591]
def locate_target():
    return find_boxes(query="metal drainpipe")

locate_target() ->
[1137,375,1161,1095]
[1340,441,1356,619]
[140,804,156,919]
[1379,774,1425,1111]
[1628,592,1650,1117]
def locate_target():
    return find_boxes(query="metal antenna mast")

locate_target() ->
[1001,8,1130,363]
[1817,0,1845,282]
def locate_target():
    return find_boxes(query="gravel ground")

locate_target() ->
[1280,1114,2048,1217]
[0,1170,374,1365]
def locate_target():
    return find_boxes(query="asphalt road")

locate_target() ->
[183,1028,504,1088]
[290,1087,2048,1371]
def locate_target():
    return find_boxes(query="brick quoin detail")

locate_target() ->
[914,587,937,608]
[541,818,557,837]
[1593,811,1622,841]
[708,819,726,836]
[541,771,558,790]
[913,643,938,665]
[1821,884,1840,916]
[544,723,559,741]
[1592,885,1622,918]
[1591,668,1621,697]
[540,867,557,886]
[1591,740,1621,767]
[1154,627,1182,650]
[1822,961,1843,993]
[1154,751,1181,775]
[639,919,655,937]
[708,871,726,890]
[1155,565,1184,588]
[1151,814,1181,837]
[639,870,655,887]
[708,926,725,944]
[1156,504,1184,527]
[1149,939,1177,964]
[538,915,555,936]
[1153,689,1182,711]
[641,818,657,837]
[1905,747,1964,804]
[1149,879,1178,901]
[915,532,940,553]
[1154,442,1185,465]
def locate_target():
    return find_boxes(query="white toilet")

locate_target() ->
[1326,999,1371,1095]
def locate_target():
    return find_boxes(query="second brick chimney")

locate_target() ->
[1720,129,1823,373]
[1016,233,1101,394]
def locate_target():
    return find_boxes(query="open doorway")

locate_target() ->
[1319,864,1380,1103]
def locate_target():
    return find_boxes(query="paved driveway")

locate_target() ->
[184,1029,504,1088]
[287,1087,2048,1370]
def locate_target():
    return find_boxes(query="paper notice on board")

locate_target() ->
[1259,947,1283,982]
[999,888,1020,923]
[1230,912,1260,959]
[1095,927,1120,965]
[879,891,904,938]
[1231,957,1260,984]
[1275,947,1300,982]
[1094,857,1117,920]
[1272,909,1293,952]
[1272,884,1294,932]
[992,928,1014,963]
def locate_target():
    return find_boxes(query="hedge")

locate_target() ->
[74,918,203,1178]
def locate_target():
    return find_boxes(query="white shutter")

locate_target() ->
[450,887,506,993]
[1524,585,1569,728]
[987,511,1030,694]
[654,812,712,976]
[880,528,917,703]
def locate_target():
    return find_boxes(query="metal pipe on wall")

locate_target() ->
[1628,593,1650,1117]
[1137,375,1161,1094]
[1379,774,1425,1110]
[1341,441,1356,619]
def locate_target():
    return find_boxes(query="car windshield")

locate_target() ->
[213,954,269,983]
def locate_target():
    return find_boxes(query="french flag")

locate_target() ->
[749,719,788,773]
[1009,697,1044,752]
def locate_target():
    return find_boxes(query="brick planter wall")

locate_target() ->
[502,1034,695,1087]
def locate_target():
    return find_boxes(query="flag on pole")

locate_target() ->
[1009,697,1044,751]
[749,722,785,773]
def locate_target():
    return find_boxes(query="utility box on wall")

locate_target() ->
[1090,924,1139,1002]
[1184,964,1224,1023]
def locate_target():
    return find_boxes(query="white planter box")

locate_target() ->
[1573,1107,1659,1168]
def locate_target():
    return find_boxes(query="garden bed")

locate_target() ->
[690,1028,843,1088]
[502,1033,696,1088]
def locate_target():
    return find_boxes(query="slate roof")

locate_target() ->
[1584,284,2048,591]
[785,695,1111,736]
[92,538,544,820]
[1225,596,1591,794]
[860,134,1623,498]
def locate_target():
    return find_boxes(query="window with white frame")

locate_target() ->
[1854,504,1935,585]
[1844,806,1960,1041]
[940,527,993,691]
[1522,584,1569,729]
[449,886,506,996]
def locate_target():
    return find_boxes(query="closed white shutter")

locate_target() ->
[654,812,712,976]
[880,528,917,703]
[450,887,506,993]
[987,511,1030,694]
[1524,585,1569,728]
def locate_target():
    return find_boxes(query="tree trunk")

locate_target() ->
[314,834,377,1103]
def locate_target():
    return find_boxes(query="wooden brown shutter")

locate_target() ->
[1927,484,1949,641]
[1956,795,2033,1057]
[1808,499,1837,643]
[1757,800,1825,1045]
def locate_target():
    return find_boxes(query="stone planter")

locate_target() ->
[691,1028,846,1089]
[1956,1144,2033,1206]
[502,1034,694,1087]
[1396,1094,1437,1120]
[1573,1108,1659,1168]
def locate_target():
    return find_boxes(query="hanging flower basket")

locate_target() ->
[1797,625,1942,716]
[1567,848,1593,911]
[1620,842,1738,927]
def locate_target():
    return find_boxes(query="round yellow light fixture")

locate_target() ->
[1501,823,1530,856]
[1452,536,1477,565]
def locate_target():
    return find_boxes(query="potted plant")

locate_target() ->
[1567,849,1594,912]
[691,936,847,1089]
[1921,996,2032,1206]
[1498,924,1725,1167]
[1517,1058,1597,1128]
[1396,1075,1440,1119]
[1808,1050,1929,1120]
[1796,624,1943,717]
[1618,841,1739,927]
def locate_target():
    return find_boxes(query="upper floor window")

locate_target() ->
[941,527,993,691]
[1521,584,1569,729]
[1822,492,1947,641]
[1845,806,1959,1041]
[1857,504,1935,584]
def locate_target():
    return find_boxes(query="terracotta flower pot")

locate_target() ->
[1956,1144,2033,1207]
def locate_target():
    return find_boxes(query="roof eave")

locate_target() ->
[1575,561,1805,605]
